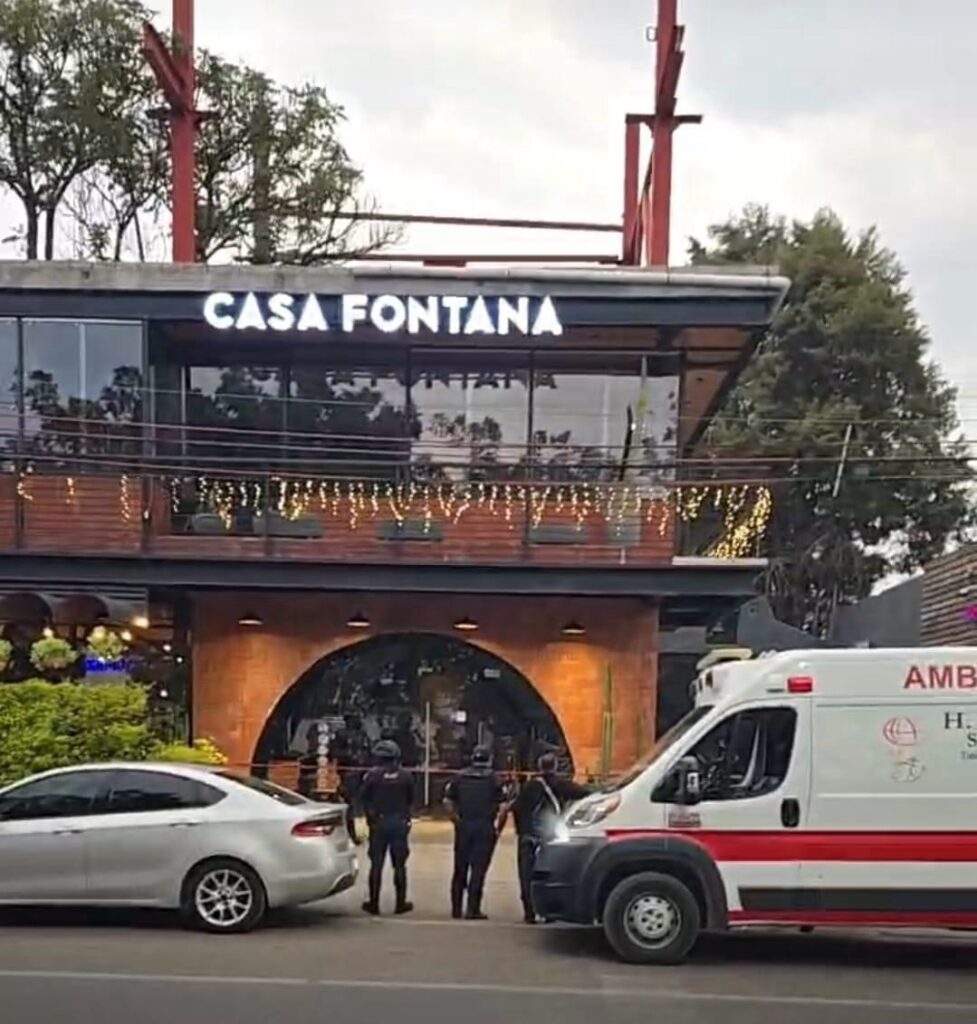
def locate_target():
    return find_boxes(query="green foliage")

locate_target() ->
[0,637,12,672]
[0,0,385,263]
[153,737,228,766]
[193,50,387,264]
[29,636,77,676]
[689,205,974,633]
[85,626,127,662]
[0,681,154,785]
[0,0,154,258]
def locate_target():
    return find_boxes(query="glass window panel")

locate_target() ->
[22,320,142,462]
[287,360,409,479]
[410,351,529,482]
[0,320,18,469]
[531,353,678,483]
[185,365,285,468]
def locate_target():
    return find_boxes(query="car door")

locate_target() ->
[83,769,225,904]
[656,701,811,920]
[0,770,110,902]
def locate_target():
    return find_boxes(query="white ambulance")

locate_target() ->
[531,647,977,963]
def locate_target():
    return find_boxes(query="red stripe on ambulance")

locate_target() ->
[604,830,977,863]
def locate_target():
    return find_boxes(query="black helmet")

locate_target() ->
[373,739,401,765]
[471,745,492,767]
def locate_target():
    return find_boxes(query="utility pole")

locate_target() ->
[143,0,200,263]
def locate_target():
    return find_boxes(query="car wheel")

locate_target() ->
[182,858,267,934]
[602,871,700,965]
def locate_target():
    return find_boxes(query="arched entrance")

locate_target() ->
[252,632,573,786]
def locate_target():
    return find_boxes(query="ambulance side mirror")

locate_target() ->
[676,756,702,806]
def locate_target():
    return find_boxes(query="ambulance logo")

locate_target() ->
[882,717,919,747]
[891,757,925,784]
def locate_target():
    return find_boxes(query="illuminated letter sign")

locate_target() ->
[201,292,563,337]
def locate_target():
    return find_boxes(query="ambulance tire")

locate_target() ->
[602,871,701,965]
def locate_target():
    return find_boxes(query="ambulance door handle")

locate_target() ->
[781,798,800,829]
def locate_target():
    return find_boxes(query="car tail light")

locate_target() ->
[292,812,343,838]
[787,675,814,694]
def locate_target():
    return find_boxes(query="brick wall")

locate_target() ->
[192,591,658,779]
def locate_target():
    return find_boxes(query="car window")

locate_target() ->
[103,770,225,814]
[688,707,797,802]
[0,770,110,821]
[215,771,308,806]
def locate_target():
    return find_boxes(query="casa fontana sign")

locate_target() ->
[202,291,563,337]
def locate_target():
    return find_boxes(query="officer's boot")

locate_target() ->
[393,866,413,915]
[362,862,381,915]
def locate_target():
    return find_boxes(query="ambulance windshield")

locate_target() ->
[604,705,714,792]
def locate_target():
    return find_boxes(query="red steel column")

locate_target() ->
[649,0,676,266]
[170,0,196,263]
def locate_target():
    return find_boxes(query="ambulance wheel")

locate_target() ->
[602,871,700,965]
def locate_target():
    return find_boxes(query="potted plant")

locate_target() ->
[86,625,127,663]
[29,635,77,680]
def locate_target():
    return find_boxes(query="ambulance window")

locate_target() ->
[689,707,797,801]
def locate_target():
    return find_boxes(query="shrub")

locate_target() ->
[0,681,154,785]
[0,638,12,673]
[153,737,228,766]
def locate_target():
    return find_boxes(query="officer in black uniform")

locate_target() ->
[510,752,590,923]
[443,745,506,920]
[328,713,369,844]
[358,739,415,916]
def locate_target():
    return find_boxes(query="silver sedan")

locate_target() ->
[0,762,358,932]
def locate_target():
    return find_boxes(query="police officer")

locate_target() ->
[443,745,506,920]
[358,739,415,915]
[328,713,369,844]
[510,753,590,924]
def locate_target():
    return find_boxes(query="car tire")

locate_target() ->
[602,871,700,965]
[181,858,268,934]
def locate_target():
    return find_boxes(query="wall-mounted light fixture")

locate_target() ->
[453,616,479,632]
[347,611,371,629]
[238,611,263,627]
[561,621,586,636]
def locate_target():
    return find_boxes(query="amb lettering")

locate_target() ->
[904,664,977,690]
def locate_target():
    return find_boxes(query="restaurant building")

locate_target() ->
[0,260,786,787]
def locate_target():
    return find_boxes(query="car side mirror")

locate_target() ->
[675,756,702,806]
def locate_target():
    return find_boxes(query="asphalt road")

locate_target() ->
[2,836,977,1023]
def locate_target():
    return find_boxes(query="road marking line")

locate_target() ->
[0,969,975,1012]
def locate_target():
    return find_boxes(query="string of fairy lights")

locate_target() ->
[13,468,775,558]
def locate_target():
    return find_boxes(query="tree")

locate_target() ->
[194,52,391,265]
[0,0,152,258]
[0,0,389,263]
[689,205,973,634]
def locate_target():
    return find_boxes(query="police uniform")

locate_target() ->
[359,741,415,915]
[443,749,506,920]
[512,757,589,923]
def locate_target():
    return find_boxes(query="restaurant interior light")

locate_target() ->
[347,611,371,629]
[453,616,479,632]
[131,614,150,629]
[238,611,263,627]
[561,621,586,636]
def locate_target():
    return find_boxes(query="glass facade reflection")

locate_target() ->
[21,319,143,463]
